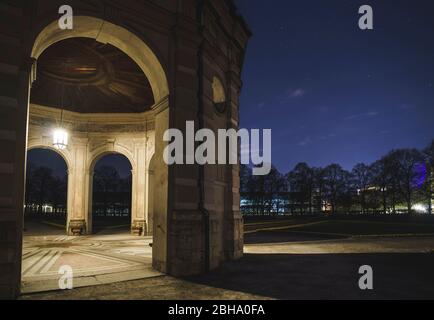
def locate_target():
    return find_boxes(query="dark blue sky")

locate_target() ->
[27,149,67,178]
[236,0,434,173]
[27,149,131,179]
[28,1,434,176]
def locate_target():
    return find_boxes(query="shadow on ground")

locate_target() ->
[185,252,434,300]
[244,232,348,244]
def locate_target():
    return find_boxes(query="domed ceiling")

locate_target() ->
[30,38,155,113]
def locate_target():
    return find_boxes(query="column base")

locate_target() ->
[167,210,205,276]
[131,219,147,236]
[68,219,86,236]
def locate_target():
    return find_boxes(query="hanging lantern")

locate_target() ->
[53,62,69,151]
[53,127,68,150]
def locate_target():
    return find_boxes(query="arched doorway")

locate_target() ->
[29,16,169,245]
[90,153,132,234]
[20,15,170,293]
[24,148,68,235]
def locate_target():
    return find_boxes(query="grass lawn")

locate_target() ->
[288,220,434,236]
[244,216,434,237]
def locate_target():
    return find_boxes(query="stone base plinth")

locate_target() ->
[131,220,147,236]
[68,220,86,236]
[166,210,206,276]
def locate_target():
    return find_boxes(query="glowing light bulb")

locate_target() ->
[53,128,68,150]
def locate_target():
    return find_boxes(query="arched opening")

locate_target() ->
[90,153,132,234]
[20,16,170,293]
[24,148,68,235]
[212,76,226,114]
[31,16,169,103]
[212,76,226,104]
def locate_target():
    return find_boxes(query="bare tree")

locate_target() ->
[323,164,348,214]
[370,159,388,214]
[351,163,372,214]
[423,140,434,215]
[387,149,424,214]
[288,163,315,214]
[313,167,326,213]
[265,166,286,215]
[93,165,121,216]
[31,167,55,214]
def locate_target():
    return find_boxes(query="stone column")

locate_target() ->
[0,1,30,299]
[224,71,244,260]
[131,141,147,236]
[85,168,94,234]
[164,20,206,277]
[67,138,88,235]
[145,167,154,236]
[151,98,170,273]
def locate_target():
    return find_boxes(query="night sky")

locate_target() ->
[27,149,131,179]
[236,0,434,173]
[28,0,434,176]
[27,149,67,178]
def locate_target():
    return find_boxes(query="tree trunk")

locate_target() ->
[429,170,433,215]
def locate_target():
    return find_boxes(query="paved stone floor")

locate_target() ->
[21,230,434,300]
[21,222,160,294]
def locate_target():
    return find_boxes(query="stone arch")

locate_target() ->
[89,145,136,173]
[28,14,170,268]
[31,16,169,103]
[25,146,70,234]
[86,148,134,234]
[27,143,72,172]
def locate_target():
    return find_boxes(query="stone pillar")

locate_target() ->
[85,168,94,234]
[224,71,244,260]
[131,141,147,236]
[164,19,206,276]
[0,1,29,299]
[67,138,88,235]
[152,99,170,273]
[145,167,154,236]
[66,168,74,234]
